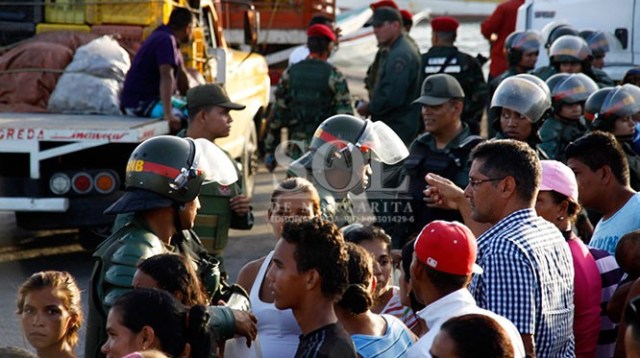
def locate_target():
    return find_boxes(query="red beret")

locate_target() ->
[307,24,336,41]
[370,0,398,10]
[431,16,459,32]
[399,9,413,22]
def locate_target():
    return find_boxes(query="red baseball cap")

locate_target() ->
[370,0,398,10]
[414,221,483,275]
[431,16,459,32]
[307,24,336,42]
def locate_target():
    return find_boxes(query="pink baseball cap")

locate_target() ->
[539,160,579,202]
[414,221,483,275]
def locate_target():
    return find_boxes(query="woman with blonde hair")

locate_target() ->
[17,271,82,358]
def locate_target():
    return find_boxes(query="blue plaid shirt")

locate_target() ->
[470,208,575,357]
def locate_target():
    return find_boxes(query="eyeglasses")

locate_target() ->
[467,177,506,189]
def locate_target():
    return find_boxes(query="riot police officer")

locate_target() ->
[396,74,483,247]
[580,30,622,69]
[534,35,614,87]
[288,114,409,227]
[488,30,542,136]
[585,85,640,189]
[539,73,598,161]
[491,76,552,158]
[489,31,541,98]
[85,136,256,357]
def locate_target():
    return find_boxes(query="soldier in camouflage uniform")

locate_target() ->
[289,115,409,227]
[585,85,640,190]
[533,35,614,88]
[539,73,598,161]
[357,6,421,145]
[86,136,256,357]
[182,84,253,275]
[264,24,352,169]
[420,16,488,135]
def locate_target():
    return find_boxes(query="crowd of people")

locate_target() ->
[8,0,640,357]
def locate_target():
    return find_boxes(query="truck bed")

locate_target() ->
[0,113,169,143]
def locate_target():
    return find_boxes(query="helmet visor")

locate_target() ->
[193,138,238,186]
[601,86,640,119]
[356,121,409,165]
[491,77,551,122]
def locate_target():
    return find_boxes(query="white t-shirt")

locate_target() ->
[589,192,640,255]
[406,289,525,358]
[288,46,310,66]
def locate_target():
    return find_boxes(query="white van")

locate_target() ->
[516,0,638,80]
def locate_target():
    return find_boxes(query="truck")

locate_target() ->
[516,0,639,81]
[0,0,270,247]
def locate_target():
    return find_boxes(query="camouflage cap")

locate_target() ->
[366,6,402,27]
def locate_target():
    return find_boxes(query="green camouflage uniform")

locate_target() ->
[177,130,253,273]
[421,46,488,134]
[369,33,422,145]
[265,59,353,159]
[538,115,588,162]
[86,215,235,358]
[365,46,389,100]
[316,183,357,228]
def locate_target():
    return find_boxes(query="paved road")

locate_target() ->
[0,167,287,353]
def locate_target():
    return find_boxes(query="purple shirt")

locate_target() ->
[120,25,183,110]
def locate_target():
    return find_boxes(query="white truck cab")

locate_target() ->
[516,0,638,80]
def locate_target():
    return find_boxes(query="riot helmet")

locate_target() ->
[542,22,579,50]
[550,35,592,68]
[491,76,552,123]
[516,73,552,99]
[293,114,409,170]
[580,30,622,58]
[505,30,541,67]
[585,85,640,131]
[105,136,237,214]
[547,73,598,112]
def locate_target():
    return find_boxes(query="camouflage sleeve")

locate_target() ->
[265,69,291,154]
[462,55,489,125]
[329,68,354,115]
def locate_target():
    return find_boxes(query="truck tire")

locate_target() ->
[79,225,111,251]
[241,123,258,198]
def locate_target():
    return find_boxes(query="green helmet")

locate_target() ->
[292,114,409,169]
[550,35,592,64]
[547,73,598,112]
[586,85,640,131]
[105,136,237,214]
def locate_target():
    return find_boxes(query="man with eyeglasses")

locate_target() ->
[422,139,575,357]
[392,74,482,248]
